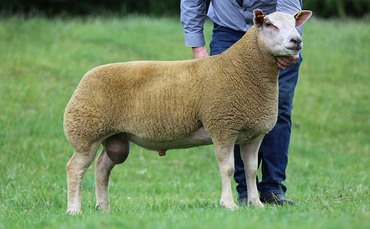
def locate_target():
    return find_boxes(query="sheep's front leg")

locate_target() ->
[66,145,98,215]
[95,148,116,212]
[240,136,264,207]
[214,143,237,210]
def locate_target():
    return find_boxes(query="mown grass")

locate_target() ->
[0,16,369,228]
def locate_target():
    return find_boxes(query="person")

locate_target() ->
[180,0,305,205]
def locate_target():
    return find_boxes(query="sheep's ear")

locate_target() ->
[294,10,313,27]
[253,9,266,28]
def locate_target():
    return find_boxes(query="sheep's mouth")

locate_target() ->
[285,44,302,51]
[283,46,301,55]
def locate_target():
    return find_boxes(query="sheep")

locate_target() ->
[64,9,312,214]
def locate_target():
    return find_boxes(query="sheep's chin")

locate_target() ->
[274,48,300,56]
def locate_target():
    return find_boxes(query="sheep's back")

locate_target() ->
[66,60,204,143]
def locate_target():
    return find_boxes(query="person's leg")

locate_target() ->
[258,53,303,205]
[233,145,248,201]
[209,23,247,202]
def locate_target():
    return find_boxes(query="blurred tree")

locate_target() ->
[0,0,369,18]
[304,0,370,18]
[0,0,180,16]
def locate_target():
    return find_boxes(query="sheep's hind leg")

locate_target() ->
[95,134,130,212]
[66,143,99,215]
[214,142,238,210]
[95,148,116,212]
[240,136,264,208]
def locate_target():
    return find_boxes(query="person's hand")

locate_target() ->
[276,54,299,70]
[192,47,209,59]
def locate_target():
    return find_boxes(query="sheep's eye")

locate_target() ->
[265,22,272,27]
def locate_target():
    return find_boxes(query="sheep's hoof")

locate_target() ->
[250,200,264,208]
[248,199,264,208]
[221,200,238,210]
[67,209,82,215]
[95,203,110,212]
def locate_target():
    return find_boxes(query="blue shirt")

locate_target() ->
[180,0,303,47]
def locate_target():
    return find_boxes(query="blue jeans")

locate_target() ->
[210,23,302,199]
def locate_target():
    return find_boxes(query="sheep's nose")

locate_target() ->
[290,37,302,45]
[290,37,302,50]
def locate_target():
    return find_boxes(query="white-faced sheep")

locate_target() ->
[64,9,312,214]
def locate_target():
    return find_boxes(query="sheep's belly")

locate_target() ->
[127,127,212,150]
[126,127,261,151]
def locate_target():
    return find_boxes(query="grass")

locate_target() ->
[0,15,369,228]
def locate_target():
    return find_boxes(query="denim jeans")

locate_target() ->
[210,23,302,199]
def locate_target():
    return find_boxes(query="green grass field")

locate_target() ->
[0,16,369,228]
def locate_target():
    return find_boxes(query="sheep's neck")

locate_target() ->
[218,27,279,85]
[205,27,280,120]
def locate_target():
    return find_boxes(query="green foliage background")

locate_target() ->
[1,0,370,18]
[304,0,370,18]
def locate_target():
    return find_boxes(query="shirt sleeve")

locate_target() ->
[276,0,303,34]
[180,0,208,47]
[276,0,302,15]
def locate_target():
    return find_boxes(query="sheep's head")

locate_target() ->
[253,9,312,56]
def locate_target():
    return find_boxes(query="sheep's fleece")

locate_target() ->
[64,9,312,214]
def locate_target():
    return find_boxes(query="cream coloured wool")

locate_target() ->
[64,9,312,214]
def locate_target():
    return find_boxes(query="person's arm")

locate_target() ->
[180,0,209,59]
[276,0,302,16]
[275,0,303,69]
